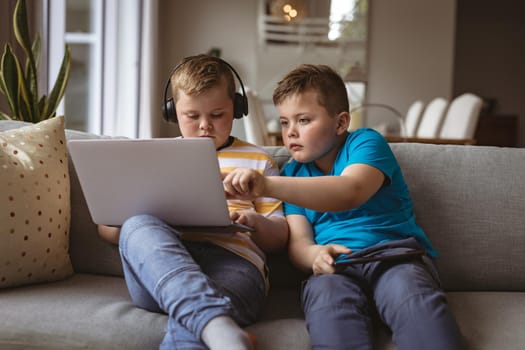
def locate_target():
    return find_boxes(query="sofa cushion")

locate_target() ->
[390,143,525,291]
[0,120,124,278]
[263,145,291,169]
[0,273,311,350]
[0,117,73,288]
[1,273,524,350]
[447,291,525,349]
[0,274,166,349]
[267,142,525,291]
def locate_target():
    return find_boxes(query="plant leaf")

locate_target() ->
[38,94,46,115]
[0,44,20,118]
[18,93,31,121]
[13,0,33,59]
[43,44,71,120]
[14,0,38,120]
[14,54,34,122]
[0,110,13,120]
[32,33,41,70]
[25,33,41,97]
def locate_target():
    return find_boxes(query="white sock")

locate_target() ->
[201,315,253,350]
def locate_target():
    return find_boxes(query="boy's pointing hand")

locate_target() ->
[223,168,265,200]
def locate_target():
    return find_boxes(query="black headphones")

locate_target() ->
[162,56,249,123]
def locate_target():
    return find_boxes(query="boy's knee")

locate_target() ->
[124,213,160,227]
[375,263,447,321]
[384,290,462,350]
[120,214,164,245]
[377,262,438,299]
[122,214,163,232]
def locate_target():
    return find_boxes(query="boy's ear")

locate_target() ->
[336,112,350,134]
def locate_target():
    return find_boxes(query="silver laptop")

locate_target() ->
[67,138,253,233]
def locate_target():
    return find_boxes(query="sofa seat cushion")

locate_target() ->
[0,274,166,350]
[246,288,310,350]
[0,273,310,350]
[390,143,525,291]
[1,276,525,349]
[447,291,525,349]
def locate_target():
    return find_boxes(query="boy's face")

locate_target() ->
[278,90,348,170]
[175,82,234,149]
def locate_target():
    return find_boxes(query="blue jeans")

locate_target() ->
[119,214,266,350]
[301,239,464,350]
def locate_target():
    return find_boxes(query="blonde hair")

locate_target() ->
[170,54,236,103]
[273,64,349,117]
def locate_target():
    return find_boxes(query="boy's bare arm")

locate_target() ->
[286,214,319,273]
[286,215,319,273]
[97,224,121,245]
[252,215,289,253]
[232,210,289,252]
[286,215,350,274]
[224,164,385,212]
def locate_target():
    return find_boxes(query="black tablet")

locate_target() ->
[333,249,426,267]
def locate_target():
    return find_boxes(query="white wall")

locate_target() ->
[366,0,456,126]
[158,0,259,136]
[157,0,457,136]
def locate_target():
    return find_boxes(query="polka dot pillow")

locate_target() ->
[1,116,73,289]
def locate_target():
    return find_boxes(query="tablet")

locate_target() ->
[334,249,426,267]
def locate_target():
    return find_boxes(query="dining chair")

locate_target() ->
[404,100,425,137]
[439,93,483,140]
[416,97,448,138]
[350,103,406,137]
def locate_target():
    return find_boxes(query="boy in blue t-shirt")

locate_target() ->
[223,64,463,349]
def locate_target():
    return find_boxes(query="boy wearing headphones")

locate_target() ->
[98,55,288,350]
[223,64,463,349]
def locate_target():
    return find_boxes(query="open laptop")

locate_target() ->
[67,138,253,233]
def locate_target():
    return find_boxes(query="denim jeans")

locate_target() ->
[119,214,266,350]
[301,239,464,350]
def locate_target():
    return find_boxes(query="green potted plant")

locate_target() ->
[0,0,71,122]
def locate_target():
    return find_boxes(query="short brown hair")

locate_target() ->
[170,54,236,102]
[273,64,349,116]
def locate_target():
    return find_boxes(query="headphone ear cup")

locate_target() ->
[233,92,248,119]
[163,97,177,123]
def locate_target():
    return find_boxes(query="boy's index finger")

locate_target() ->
[221,168,243,180]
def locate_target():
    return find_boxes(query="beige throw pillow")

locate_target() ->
[1,116,73,289]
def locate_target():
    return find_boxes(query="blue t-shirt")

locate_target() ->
[282,128,437,257]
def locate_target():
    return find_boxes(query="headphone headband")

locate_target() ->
[162,56,248,123]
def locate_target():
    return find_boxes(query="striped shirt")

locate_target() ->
[181,137,284,291]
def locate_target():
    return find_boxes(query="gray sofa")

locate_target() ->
[1,120,525,350]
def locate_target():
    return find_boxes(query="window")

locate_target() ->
[46,0,142,137]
